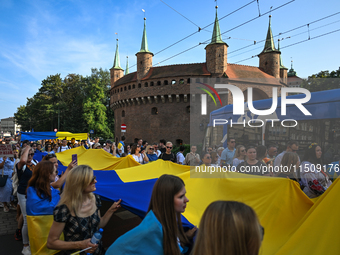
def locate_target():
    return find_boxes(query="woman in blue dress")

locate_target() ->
[0,148,18,212]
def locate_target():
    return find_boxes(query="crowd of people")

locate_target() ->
[0,134,336,254]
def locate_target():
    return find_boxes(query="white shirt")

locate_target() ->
[176,152,185,165]
[57,145,70,153]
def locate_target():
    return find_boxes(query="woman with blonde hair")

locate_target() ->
[47,165,121,255]
[232,145,246,168]
[191,201,263,255]
[277,152,300,182]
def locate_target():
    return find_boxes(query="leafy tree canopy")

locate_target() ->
[15,68,114,138]
[301,67,340,92]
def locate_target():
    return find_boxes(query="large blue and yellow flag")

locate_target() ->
[20,131,88,141]
[37,149,340,254]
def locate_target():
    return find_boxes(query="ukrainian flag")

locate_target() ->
[26,187,63,255]
[20,131,88,141]
[43,149,340,254]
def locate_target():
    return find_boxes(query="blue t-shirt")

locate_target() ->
[147,154,158,162]
[26,186,60,216]
[221,148,236,165]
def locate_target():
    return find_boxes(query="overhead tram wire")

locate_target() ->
[152,0,295,67]
[228,11,340,56]
[159,10,340,65]
[228,19,340,59]
[127,0,257,70]
[233,27,340,64]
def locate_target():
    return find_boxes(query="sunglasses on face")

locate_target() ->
[166,146,172,149]
[28,153,35,157]
[90,175,96,184]
[149,148,154,150]
[230,141,236,143]
[205,156,211,159]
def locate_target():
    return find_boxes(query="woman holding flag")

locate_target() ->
[47,165,121,255]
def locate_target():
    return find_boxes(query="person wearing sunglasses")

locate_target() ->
[274,141,300,168]
[201,152,213,167]
[146,145,158,162]
[191,201,263,255]
[16,146,38,255]
[131,143,149,164]
[47,165,121,255]
[220,138,236,167]
[158,141,177,163]
[232,145,247,168]
[45,144,54,154]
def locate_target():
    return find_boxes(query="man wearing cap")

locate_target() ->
[103,140,112,153]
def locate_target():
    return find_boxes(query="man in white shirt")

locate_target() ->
[176,146,185,165]
[57,139,70,153]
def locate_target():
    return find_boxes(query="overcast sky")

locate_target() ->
[1,0,339,120]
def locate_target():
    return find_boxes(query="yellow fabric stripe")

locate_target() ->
[56,132,88,140]
[27,215,64,255]
[56,148,139,170]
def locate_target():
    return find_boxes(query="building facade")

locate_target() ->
[110,8,288,146]
[0,117,21,137]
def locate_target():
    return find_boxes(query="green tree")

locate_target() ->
[301,67,340,92]
[83,78,113,138]
[15,69,114,137]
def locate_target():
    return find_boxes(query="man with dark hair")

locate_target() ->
[159,139,166,153]
[221,137,236,166]
[142,141,148,151]
[267,145,278,160]
[57,139,71,152]
[274,141,299,167]
[176,145,185,165]
[153,143,161,157]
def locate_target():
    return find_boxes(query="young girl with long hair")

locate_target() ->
[191,201,263,255]
[26,161,60,215]
[47,165,121,255]
[106,174,196,255]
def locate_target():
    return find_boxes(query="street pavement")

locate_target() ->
[0,206,22,254]
[0,201,141,254]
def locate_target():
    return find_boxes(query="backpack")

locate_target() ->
[12,159,38,196]
[58,145,71,153]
